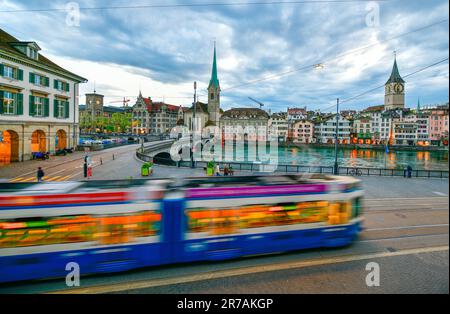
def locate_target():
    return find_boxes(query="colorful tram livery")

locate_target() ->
[0,175,364,283]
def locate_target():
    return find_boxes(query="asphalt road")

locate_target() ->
[0,196,447,294]
[0,144,448,293]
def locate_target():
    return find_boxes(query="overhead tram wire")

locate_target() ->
[339,57,449,106]
[219,18,449,94]
[299,57,449,113]
[0,0,392,13]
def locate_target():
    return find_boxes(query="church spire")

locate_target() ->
[386,55,405,84]
[209,42,220,89]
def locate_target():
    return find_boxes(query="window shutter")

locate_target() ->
[16,93,23,115]
[65,83,70,92]
[45,77,50,87]
[29,95,35,116]
[0,91,3,114]
[54,99,58,118]
[44,98,50,117]
[0,64,4,77]
[29,73,35,83]
[65,101,70,118]
[18,69,24,81]
[54,79,58,89]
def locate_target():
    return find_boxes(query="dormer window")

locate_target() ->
[28,48,38,60]
[10,42,41,60]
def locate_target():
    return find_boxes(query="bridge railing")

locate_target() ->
[147,156,448,178]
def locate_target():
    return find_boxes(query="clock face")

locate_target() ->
[385,85,391,94]
[394,83,404,94]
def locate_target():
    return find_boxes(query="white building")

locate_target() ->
[0,28,87,163]
[268,112,288,142]
[314,114,352,144]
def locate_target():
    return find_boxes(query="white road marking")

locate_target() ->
[366,223,449,232]
[48,245,449,294]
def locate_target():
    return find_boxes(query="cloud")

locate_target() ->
[0,0,448,111]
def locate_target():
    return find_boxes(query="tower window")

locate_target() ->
[210,93,214,100]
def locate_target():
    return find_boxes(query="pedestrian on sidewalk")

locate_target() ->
[37,167,45,182]
[215,164,221,176]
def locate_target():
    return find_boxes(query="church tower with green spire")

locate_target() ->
[384,55,405,110]
[207,42,221,126]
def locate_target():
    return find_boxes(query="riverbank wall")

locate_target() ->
[288,143,449,152]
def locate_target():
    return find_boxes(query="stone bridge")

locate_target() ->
[136,140,175,162]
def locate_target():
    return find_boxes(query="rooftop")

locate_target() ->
[0,28,87,83]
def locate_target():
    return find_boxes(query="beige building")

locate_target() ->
[220,108,270,142]
[132,93,182,135]
[0,28,87,163]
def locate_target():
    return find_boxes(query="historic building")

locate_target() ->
[291,120,315,144]
[184,44,222,131]
[352,116,372,144]
[0,28,87,163]
[427,104,449,145]
[313,114,352,144]
[220,108,270,142]
[268,112,288,142]
[132,93,181,135]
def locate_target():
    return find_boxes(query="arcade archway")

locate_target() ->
[0,130,19,163]
[31,130,47,153]
[56,129,67,150]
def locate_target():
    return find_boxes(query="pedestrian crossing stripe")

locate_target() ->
[8,176,73,183]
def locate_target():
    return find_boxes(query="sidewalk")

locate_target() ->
[0,144,141,179]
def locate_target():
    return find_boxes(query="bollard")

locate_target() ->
[113,154,115,161]
[100,158,103,165]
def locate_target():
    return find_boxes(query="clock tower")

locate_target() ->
[384,56,405,110]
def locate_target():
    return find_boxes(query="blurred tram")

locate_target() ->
[0,175,364,283]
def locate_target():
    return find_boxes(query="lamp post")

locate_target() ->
[191,81,197,168]
[334,98,340,175]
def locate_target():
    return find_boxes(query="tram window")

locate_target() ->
[352,198,362,218]
[0,211,161,249]
[185,201,331,235]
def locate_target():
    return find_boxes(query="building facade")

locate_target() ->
[220,108,270,142]
[314,114,352,144]
[291,120,315,144]
[0,28,87,163]
[132,93,181,135]
[427,104,449,145]
[268,112,288,142]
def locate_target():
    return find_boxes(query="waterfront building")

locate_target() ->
[427,104,449,146]
[313,114,352,144]
[291,120,315,144]
[220,108,269,142]
[269,112,288,142]
[0,28,87,163]
[352,116,372,144]
[393,121,418,146]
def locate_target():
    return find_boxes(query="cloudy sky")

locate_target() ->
[1,0,448,112]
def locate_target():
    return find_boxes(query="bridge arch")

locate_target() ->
[153,152,176,166]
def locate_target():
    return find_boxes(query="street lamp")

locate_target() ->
[334,98,340,175]
[191,81,197,168]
